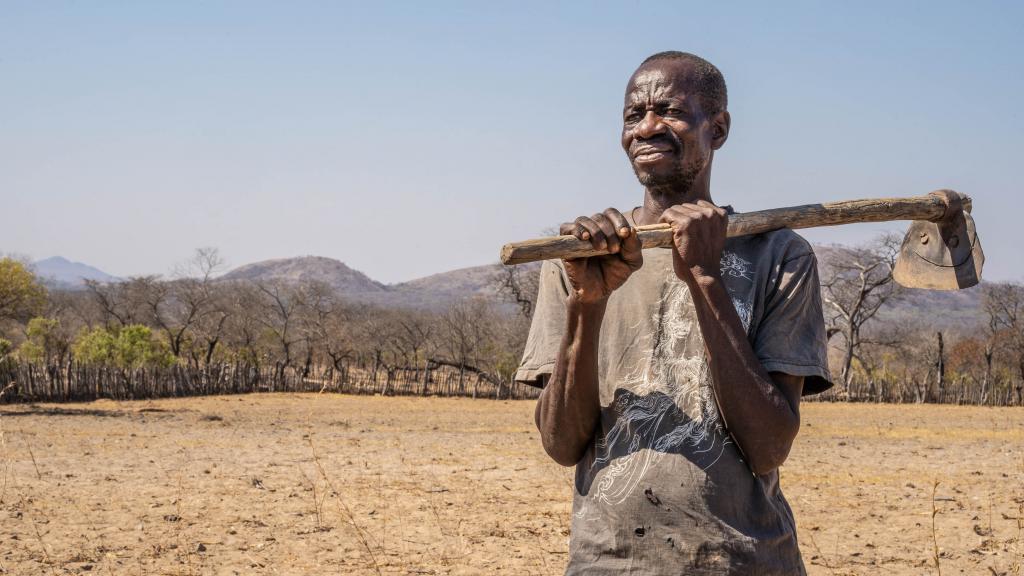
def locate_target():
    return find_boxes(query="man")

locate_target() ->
[515,51,832,575]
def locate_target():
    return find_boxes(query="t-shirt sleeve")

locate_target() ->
[514,260,570,387]
[753,250,834,395]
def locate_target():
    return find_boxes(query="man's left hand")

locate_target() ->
[658,200,728,283]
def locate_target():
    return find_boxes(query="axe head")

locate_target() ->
[892,190,984,290]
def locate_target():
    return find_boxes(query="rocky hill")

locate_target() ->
[219,256,524,311]
[220,256,386,294]
[376,263,521,310]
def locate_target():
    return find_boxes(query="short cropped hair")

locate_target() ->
[640,51,728,116]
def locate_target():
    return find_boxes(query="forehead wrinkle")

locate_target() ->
[624,84,694,109]
[625,63,701,107]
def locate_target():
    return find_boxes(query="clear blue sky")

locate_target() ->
[2,1,1020,283]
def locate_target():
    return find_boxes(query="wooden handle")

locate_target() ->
[500,193,972,265]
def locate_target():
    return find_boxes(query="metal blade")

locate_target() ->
[892,210,984,290]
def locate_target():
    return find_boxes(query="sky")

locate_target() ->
[2,1,1021,283]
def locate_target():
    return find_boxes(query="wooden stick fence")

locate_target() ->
[0,360,541,404]
[1,361,1017,406]
[805,374,1022,406]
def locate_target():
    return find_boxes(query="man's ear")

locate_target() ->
[711,110,731,150]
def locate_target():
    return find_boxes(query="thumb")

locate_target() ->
[620,228,644,271]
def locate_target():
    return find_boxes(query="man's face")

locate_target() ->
[621,61,718,193]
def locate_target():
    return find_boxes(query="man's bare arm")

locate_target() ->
[534,208,643,467]
[686,274,802,475]
[534,295,605,466]
[661,201,802,475]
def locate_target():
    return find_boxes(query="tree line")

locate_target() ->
[816,234,1021,404]
[0,249,529,402]
[1,239,1022,405]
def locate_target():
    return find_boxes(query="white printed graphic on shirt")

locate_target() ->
[580,251,754,511]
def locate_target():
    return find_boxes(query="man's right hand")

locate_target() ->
[558,208,643,303]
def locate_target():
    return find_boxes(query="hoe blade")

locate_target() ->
[893,209,984,290]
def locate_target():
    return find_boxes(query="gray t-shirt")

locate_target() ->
[516,223,832,575]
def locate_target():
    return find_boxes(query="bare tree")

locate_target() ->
[820,234,904,387]
[84,276,160,327]
[983,281,1024,404]
[299,284,357,373]
[175,247,225,283]
[438,298,498,391]
[295,281,356,377]
[494,262,540,319]
[165,248,228,363]
[839,321,905,400]
[254,281,303,377]
[189,282,231,366]
[222,282,266,365]
[357,311,398,381]
[394,311,436,366]
[137,278,187,356]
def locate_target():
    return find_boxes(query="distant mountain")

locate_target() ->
[33,256,120,288]
[220,256,386,294]
[394,263,504,297]
[219,256,529,311]
[362,262,541,310]
[879,284,984,333]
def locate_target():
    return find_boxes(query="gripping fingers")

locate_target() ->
[591,213,621,254]
[659,207,692,234]
[618,227,644,270]
[560,221,588,241]
[603,208,631,238]
[562,208,634,256]
[574,216,608,251]
[694,199,728,218]
[560,220,594,243]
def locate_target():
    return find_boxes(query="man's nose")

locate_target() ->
[634,110,667,139]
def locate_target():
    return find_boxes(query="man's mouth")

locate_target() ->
[632,144,676,164]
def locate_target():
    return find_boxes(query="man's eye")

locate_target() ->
[665,108,683,116]
[624,113,642,122]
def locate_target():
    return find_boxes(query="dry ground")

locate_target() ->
[0,394,1021,575]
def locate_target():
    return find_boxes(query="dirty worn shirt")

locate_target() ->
[515,224,832,575]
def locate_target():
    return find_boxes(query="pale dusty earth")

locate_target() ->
[0,394,1021,575]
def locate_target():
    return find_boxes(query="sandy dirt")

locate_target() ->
[0,394,1021,575]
